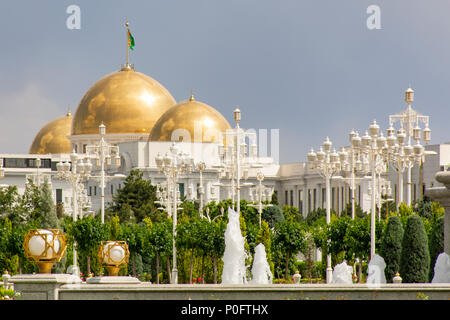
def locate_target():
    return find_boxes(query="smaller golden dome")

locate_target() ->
[149,95,231,143]
[29,111,72,154]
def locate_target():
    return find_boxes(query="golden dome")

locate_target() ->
[72,67,176,135]
[29,111,72,154]
[149,94,231,143]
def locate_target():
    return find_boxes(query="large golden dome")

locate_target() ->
[149,94,231,143]
[29,111,72,154]
[72,67,176,135]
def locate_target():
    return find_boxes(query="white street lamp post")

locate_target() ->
[56,152,92,275]
[248,171,273,228]
[155,143,194,284]
[196,161,206,217]
[388,87,431,206]
[332,133,368,219]
[85,124,121,224]
[307,136,342,283]
[216,107,258,214]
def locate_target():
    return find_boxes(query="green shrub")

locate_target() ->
[428,215,444,281]
[380,216,403,283]
[400,214,430,283]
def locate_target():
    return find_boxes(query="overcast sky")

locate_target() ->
[1,0,449,164]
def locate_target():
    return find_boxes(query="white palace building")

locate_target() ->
[0,58,447,219]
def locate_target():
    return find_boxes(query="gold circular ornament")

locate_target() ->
[98,241,130,276]
[23,229,67,274]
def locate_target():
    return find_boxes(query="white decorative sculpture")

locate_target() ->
[250,243,273,284]
[432,252,450,283]
[367,254,387,285]
[331,261,353,284]
[221,208,248,284]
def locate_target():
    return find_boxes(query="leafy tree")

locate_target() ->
[398,203,414,217]
[328,216,352,264]
[145,219,172,283]
[380,216,403,283]
[341,202,366,218]
[262,205,284,229]
[0,186,19,218]
[69,216,109,275]
[272,219,305,279]
[344,217,370,282]
[378,200,396,220]
[428,215,444,281]
[305,208,326,226]
[282,206,304,224]
[270,190,279,206]
[38,178,60,229]
[176,218,200,283]
[109,169,161,223]
[120,222,146,277]
[400,214,430,283]
[257,220,273,274]
[413,196,433,219]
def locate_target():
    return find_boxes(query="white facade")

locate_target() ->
[1,143,448,217]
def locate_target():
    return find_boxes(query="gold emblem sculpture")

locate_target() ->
[23,229,67,274]
[98,241,130,276]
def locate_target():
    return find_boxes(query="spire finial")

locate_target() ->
[189,89,195,101]
[67,105,71,117]
[126,19,129,67]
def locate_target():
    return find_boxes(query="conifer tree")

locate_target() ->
[380,215,403,282]
[400,214,430,283]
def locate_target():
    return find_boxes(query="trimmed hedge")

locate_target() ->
[380,216,403,283]
[400,215,430,283]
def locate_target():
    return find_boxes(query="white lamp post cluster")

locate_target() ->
[195,161,207,217]
[215,108,259,214]
[56,151,93,274]
[307,136,343,283]
[85,124,122,224]
[388,87,431,206]
[332,130,372,220]
[155,143,194,284]
[367,169,392,221]
[248,171,273,228]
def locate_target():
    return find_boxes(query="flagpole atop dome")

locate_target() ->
[126,19,130,68]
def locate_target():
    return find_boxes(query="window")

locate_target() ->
[313,189,317,211]
[298,190,303,215]
[413,184,417,203]
[285,190,288,206]
[111,184,114,195]
[308,189,311,213]
[394,184,397,204]
[56,189,62,204]
[89,186,92,196]
[94,186,97,196]
[290,190,293,206]
[178,183,185,198]
[358,185,361,206]
[322,188,325,207]
[332,188,335,211]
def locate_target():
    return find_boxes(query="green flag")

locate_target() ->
[128,30,135,50]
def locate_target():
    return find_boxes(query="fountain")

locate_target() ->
[250,243,273,284]
[221,208,248,284]
[367,254,386,285]
[331,261,353,284]
[432,253,450,283]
